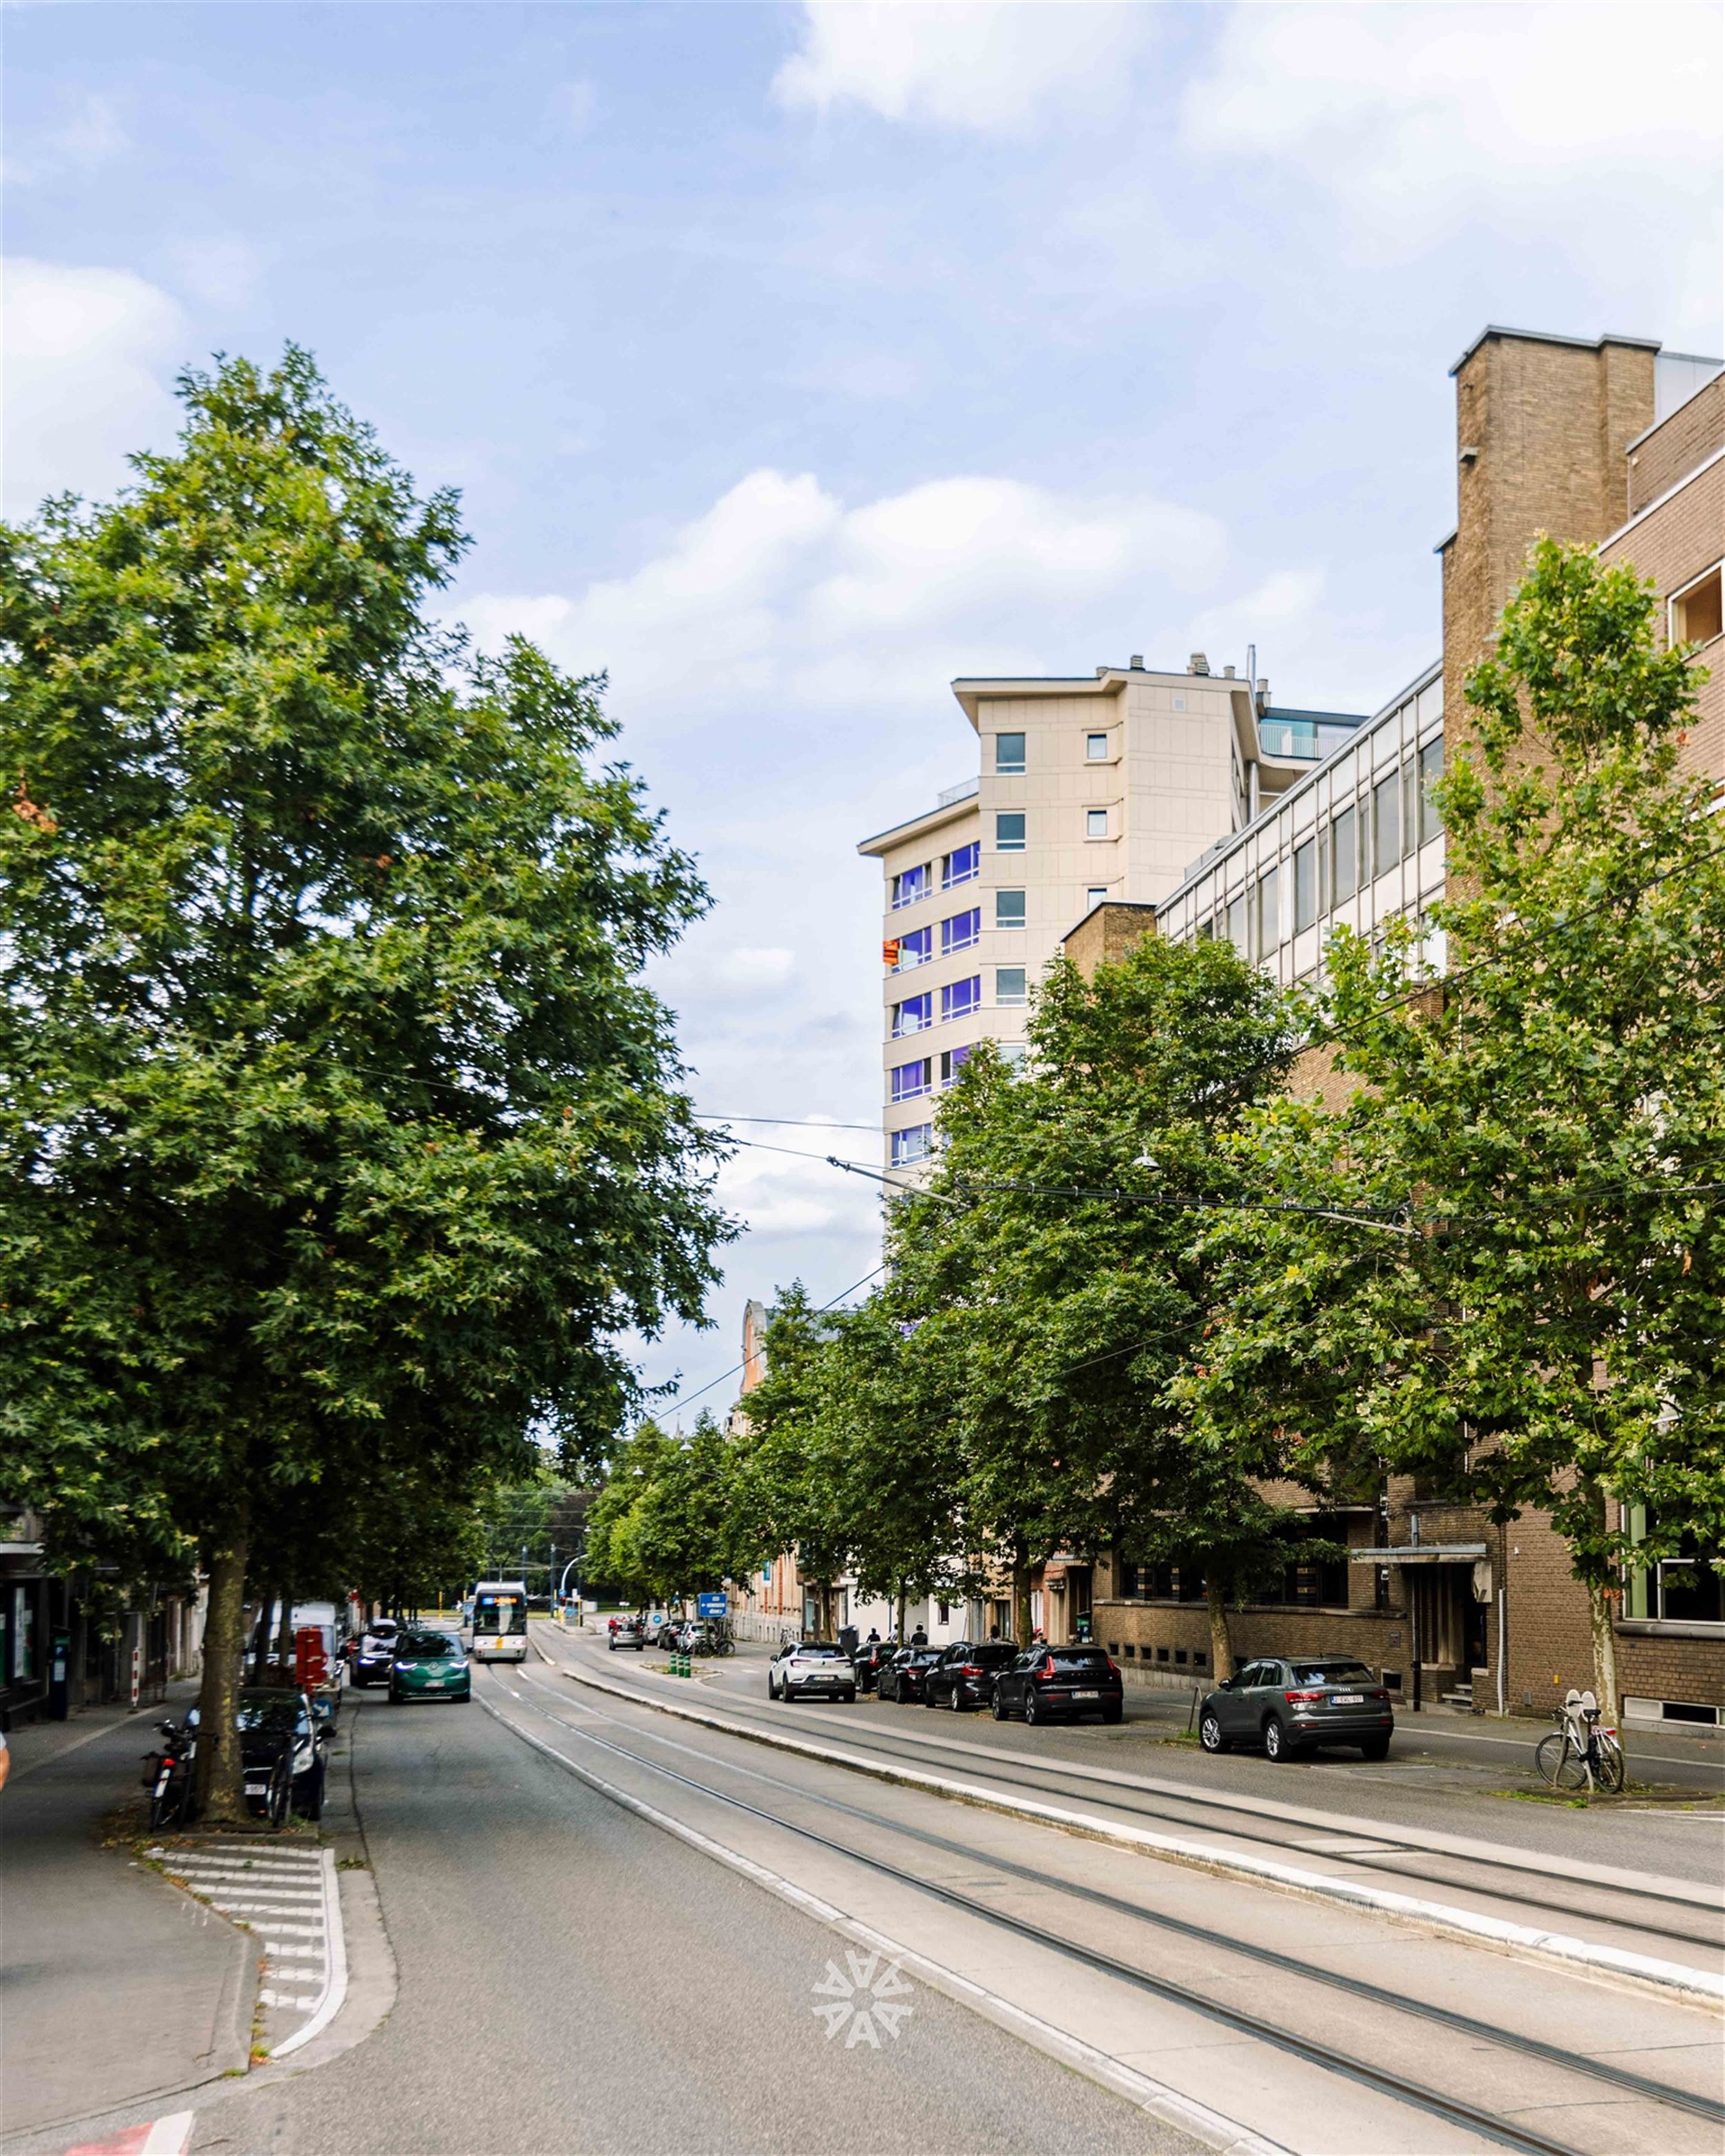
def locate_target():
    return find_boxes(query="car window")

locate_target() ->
[1047,1650,1109,1672]
[1290,1660,1375,1687]
[1236,1661,1270,1688]
[396,1632,459,1659]
[975,1643,1017,1666]
[793,1642,845,1659]
[237,1694,304,1734]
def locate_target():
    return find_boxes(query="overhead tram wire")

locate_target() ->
[648,1260,890,1423]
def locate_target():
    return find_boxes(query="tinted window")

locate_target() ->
[1290,1660,1374,1686]
[237,1694,307,1734]
[792,1643,846,1659]
[1048,1650,1109,1671]
[397,1633,460,1659]
[975,1644,1017,1667]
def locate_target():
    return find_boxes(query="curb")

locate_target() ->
[554,1652,1725,2010]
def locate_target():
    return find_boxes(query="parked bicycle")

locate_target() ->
[1535,1688,1624,1793]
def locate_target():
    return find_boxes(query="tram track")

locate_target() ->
[483,1661,1724,2156]
[560,1646,1724,1963]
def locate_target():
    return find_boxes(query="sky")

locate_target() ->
[6,1,1722,1421]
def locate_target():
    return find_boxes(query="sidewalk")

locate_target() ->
[0,1688,255,2146]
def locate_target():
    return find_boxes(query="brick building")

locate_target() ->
[1079,326,1724,1728]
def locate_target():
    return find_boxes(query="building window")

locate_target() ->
[939,1045,972,1087]
[891,926,931,970]
[1225,893,1246,949]
[943,842,980,887]
[1086,885,1109,907]
[995,812,1025,851]
[891,863,929,910]
[940,975,981,1022]
[994,966,1027,1006]
[1372,773,1401,871]
[1331,805,1357,902]
[1085,732,1110,761]
[1671,564,1724,647]
[889,1058,931,1102]
[1624,1510,1724,1623]
[1293,838,1318,932]
[1172,694,1186,711]
[891,992,933,1036]
[1419,739,1444,844]
[994,731,1027,773]
[1256,864,1279,949]
[999,1042,1028,1073]
[890,1124,932,1167]
[994,889,1026,929]
[1085,809,1109,838]
[942,908,981,955]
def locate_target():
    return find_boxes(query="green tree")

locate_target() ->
[1189,540,1725,1714]
[0,350,731,1816]
[586,1416,758,1606]
[885,938,1303,1660]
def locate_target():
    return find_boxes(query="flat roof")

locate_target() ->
[856,789,979,857]
[1448,324,1661,377]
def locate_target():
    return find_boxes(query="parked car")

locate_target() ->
[851,1639,898,1694]
[925,1641,1019,1712]
[609,1616,646,1651]
[644,1611,682,1647]
[388,1629,472,1703]
[768,1640,856,1703]
[184,1688,328,1823]
[680,1620,719,1656]
[349,1619,400,1688]
[878,1645,944,1704]
[1198,1656,1393,1762]
[991,1645,1123,1725]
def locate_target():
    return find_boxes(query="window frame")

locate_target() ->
[1085,807,1110,840]
[891,991,933,1037]
[994,731,1027,773]
[994,889,1026,930]
[994,965,1027,1007]
[1669,560,1724,648]
[994,812,1026,852]
[942,842,980,889]
[939,974,982,1024]
[889,1057,931,1103]
[891,862,930,911]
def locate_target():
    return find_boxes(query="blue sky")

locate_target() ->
[7,1,1721,1418]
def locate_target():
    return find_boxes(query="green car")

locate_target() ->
[388,1629,472,1703]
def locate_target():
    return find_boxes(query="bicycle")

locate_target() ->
[1535,1688,1624,1794]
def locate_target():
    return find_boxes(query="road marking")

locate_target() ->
[148,1844,346,2057]
[59,2110,195,2155]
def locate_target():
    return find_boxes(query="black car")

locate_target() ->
[1199,1656,1394,1763]
[851,1639,898,1694]
[991,1645,1123,1725]
[925,1641,1018,1712]
[349,1621,400,1688]
[185,1688,328,1821]
[879,1646,944,1703]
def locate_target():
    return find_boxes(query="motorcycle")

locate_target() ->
[141,1714,197,1830]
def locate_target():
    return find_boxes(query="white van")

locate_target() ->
[469,1580,530,1662]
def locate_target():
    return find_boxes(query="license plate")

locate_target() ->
[1074,1689,1100,1699]
[424,1679,444,1688]
[1332,1694,1363,1705]
[244,1781,267,1795]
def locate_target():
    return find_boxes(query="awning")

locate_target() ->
[1350,1543,1488,1565]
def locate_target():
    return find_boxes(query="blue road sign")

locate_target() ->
[696,1592,728,1619]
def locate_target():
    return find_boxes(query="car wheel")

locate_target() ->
[949,1684,965,1712]
[1199,1712,1228,1754]
[1359,1734,1390,1761]
[1102,1703,1123,1725]
[1025,1692,1043,1727]
[924,1685,939,1708]
[1263,1714,1300,1763]
[991,1692,1009,1721]
[297,1768,326,1822]
[390,1685,404,1703]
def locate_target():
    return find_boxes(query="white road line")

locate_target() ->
[269,1848,349,2059]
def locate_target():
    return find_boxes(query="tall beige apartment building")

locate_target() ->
[858,662,1363,1167]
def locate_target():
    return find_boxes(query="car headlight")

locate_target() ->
[294,1741,313,1771]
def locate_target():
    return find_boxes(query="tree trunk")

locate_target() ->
[1012,1536,1032,1648]
[1586,1576,1621,1724]
[194,1528,250,1824]
[1207,1570,1234,1683]
[895,1578,907,1644]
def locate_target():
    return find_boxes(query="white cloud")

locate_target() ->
[460,466,1227,724]
[2,259,185,517]
[1183,5,1723,256]
[773,1,1146,135]
[6,93,129,185]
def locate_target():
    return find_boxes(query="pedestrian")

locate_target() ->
[867,1627,880,1644]
[910,1623,927,1645]
[987,1624,1000,1641]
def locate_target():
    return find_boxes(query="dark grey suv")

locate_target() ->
[1199,1656,1393,1762]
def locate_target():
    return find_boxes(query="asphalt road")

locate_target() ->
[185,1681,1204,2156]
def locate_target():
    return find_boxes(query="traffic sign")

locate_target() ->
[696,1592,728,1618]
